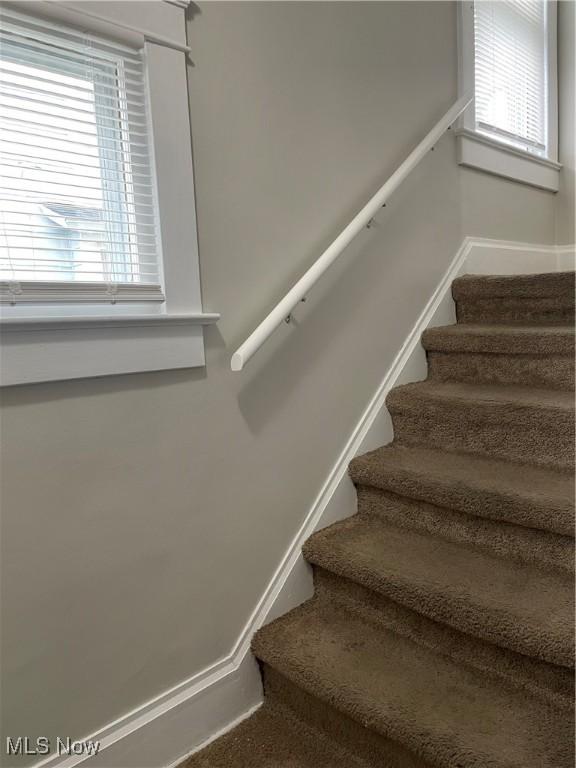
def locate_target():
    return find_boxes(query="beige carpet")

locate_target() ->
[186,271,575,768]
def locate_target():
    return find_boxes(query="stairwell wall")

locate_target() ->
[556,0,576,245]
[0,3,563,766]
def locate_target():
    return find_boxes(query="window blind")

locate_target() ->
[474,0,547,155]
[0,8,164,303]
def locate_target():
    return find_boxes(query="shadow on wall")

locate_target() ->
[0,362,210,408]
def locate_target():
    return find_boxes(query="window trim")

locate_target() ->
[457,0,560,192]
[0,2,218,386]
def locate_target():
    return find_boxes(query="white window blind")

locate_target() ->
[0,8,164,304]
[474,0,548,156]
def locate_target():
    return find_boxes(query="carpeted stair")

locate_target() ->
[185,271,575,768]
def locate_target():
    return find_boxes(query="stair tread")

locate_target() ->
[453,272,575,300]
[303,515,574,667]
[349,444,574,536]
[387,380,575,414]
[254,599,573,768]
[184,703,364,768]
[422,323,575,354]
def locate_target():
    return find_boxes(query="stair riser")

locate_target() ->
[427,352,575,390]
[452,272,576,301]
[349,454,574,537]
[389,407,574,470]
[455,298,575,326]
[356,487,574,575]
[262,666,432,768]
[311,568,575,707]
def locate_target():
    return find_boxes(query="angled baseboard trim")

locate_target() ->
[30,237,574,768]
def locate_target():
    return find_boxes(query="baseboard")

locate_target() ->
[31,655,262,768]
[465,237,575,275]
[555,245,576,271]
[32,237,574,768]
[162,699,262,768]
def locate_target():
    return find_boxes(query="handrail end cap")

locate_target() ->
[231,352,244,372]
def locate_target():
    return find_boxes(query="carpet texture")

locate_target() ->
[185,271,575,768]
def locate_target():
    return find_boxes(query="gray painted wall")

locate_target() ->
[556,0,575,244]
[0,2,566,761]
[460,169,556,241]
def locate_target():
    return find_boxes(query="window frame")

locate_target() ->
[0,1,218,386]
[457,0,560,192]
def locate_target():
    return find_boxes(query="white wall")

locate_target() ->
[0,2,562,765]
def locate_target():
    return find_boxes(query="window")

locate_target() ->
[474,0,548,156]
[0,2,218,386]
[457,0,560,191]
[0,9,162,300]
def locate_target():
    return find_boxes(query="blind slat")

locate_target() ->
[0,135,152,162]
[0,152,154,178]
[0,162,154,187]
[0,87,148,125]
[0,222,156,238]
[0,209,156,227]
[0,113,151,144]
[0,60,147,101]
[1,266,159,275]
[0,184,155,204]
[0,280,166,304]
[1,266,160,275]
[0,200,157,221]
[0,170,155,197]
[0,34,143,78]
[1,244,157,257]
[0,12,142,63]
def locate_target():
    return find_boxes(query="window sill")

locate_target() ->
[456,129,561,192]
[0,312,220,332]
[0,311,220,386]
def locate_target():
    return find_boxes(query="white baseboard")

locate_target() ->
[32,237,574,768]
[464,238,575,275]
[32,656,262,768]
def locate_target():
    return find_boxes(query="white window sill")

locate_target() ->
[0,311,220,386]
[0,312,220,331]
[456,129,561,192]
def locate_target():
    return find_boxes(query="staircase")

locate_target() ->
[187,271,575,768]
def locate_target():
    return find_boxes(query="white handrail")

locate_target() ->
[231,95,473,372]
